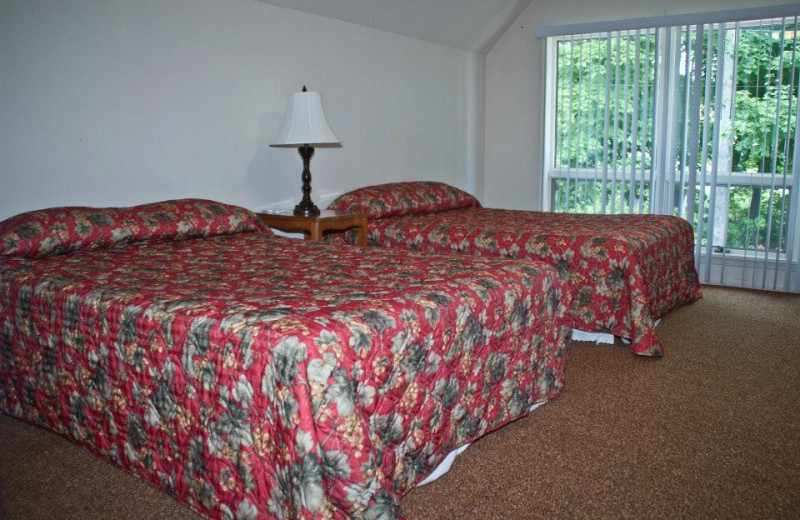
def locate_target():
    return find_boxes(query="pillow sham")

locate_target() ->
[327,181,481,219]
[0,199,267,258]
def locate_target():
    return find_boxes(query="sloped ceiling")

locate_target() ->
[254,0,532,54]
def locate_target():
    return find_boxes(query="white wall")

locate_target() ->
[0,0,483,219]
[484,0,787,211]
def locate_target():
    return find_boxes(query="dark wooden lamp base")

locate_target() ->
[293,144,321,216]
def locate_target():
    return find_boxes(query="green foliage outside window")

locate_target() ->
[552,21,799,253]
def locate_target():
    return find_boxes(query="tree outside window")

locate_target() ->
[550,19,799,254]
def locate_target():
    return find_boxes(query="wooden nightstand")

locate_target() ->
[257,210,368,246]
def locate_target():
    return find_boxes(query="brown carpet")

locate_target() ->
[1,285,798,520]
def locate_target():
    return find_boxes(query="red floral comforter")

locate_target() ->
[0,232,571,520]
[359,207,701,356]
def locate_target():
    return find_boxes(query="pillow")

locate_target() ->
[327,181,480,219]
[120,199,267,242]
[0,199,266,258]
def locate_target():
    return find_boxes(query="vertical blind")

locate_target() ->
[543,11,800,293]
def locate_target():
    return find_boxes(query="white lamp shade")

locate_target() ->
[271,90,340,146]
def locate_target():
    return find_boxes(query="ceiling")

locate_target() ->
[254,0,532,54]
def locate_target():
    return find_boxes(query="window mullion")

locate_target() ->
[639,30,652,214]
[666,26,683,217]
[704,23,728,283]
[685,22,705,228]
[719,23,742,287]
[677,25,692,220]
[653,27,672,216]
[620,33,631,213]
[629,31,641,212]
[591,34,602,213]
[574,35,587,212]
[783,18,800,292]
[601,34,612,213]
[564,35,577,212]
[761,18,787,288]
[611,32,623,214]
[695,26,716,269]
[543,37,558,211]
[776,17,798,290]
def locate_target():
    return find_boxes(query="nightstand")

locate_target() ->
[257,210,368,246]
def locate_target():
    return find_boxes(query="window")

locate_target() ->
[542,9,800,292]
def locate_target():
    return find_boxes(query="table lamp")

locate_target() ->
[271,86,340,216]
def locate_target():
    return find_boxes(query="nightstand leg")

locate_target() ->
[311,223,323,241]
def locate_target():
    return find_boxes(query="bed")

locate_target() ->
[327,182,702,357]
[0,199,572,520]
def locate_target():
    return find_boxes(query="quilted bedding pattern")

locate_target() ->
[358,207,702,356]
[0,232,571,520]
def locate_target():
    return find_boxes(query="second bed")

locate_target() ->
[328,181,702,356]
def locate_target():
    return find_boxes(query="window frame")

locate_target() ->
[542,23,799,234]
[541,18,800,290]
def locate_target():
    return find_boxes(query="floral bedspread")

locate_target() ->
[357,207,701,356]
[0,232,571,520]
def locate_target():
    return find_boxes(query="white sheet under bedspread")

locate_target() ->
[417,401,546,486]
[571,320,661,345]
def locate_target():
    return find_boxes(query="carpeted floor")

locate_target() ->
[1,285,798,519]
